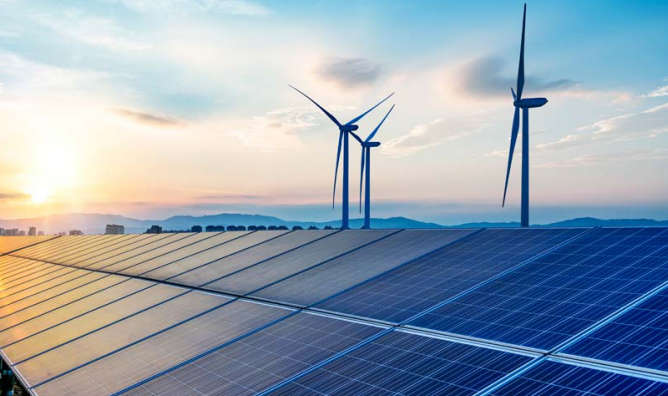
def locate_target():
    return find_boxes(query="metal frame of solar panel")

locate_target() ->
[0,228,668,396]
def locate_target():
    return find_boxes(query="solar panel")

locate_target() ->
[252,229,476,307]
[488,359,668,395]
[80,233,189,270]
[60,234,155,266]
[563,250,668,372]
[101,231,239,275]
[0,236,53,254]
[165,230,338,286]
[199,230,396,296]
[16,236,101,262]
[133,231,288,282]
[0,277,149,347]
[2,282,181,362]
[0,272,110,321]
[118,312,385,396]
[268,329,533,396]
[0,257,48,278]
[409,227,668,350]
[2,236,75,260]
[41,235,126,263]
[316,228,587,323]
[34,300,292,396]
[0,268,88,308]
[14,290,230,387]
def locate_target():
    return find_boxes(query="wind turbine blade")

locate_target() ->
[511,88,517,101]
[345,92,395,126]
[332,131,343,209]
[359,148,366,213]
[516,4,526,100]
[289,85,341,127]
[365,104,395,142]
[502,107,521,207]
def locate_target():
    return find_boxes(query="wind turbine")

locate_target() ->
[351,104,395,229]
[502,3,548,227]
[289,85,394,229]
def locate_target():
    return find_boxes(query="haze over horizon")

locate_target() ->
[0,0,666,224]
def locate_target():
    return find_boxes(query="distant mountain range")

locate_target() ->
[1,213,667,235]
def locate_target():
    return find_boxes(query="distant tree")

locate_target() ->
[191,225,202,233]
[205,225,216,232]
[257,225,267,231]
[324,226,333,230]
[268,225,278,231]
[215,225,225,232]
[226,225,237,231]
[292,226,304,230]
[236,225,247,231]
[248,225,257,231]
[307,226,319,230]
[277,225,289,230]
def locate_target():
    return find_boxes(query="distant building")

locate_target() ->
[18,230,26,236]
[105,224,125,235]
[28,227,37,236]
[205,225,216,232]
[69,230,84,235]
[4,229,20,236]
[191,225,202,233]
[226,225,237,231]
[292,226,304,230]
[146,225,163,234]
[38,231,45,236]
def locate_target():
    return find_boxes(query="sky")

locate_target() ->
[0,0,667,225]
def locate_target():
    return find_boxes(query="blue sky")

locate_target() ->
[0,0,666,224]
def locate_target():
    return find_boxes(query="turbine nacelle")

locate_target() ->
[341,125,359,132]
[513,98,548,108]
[362,142,381,148]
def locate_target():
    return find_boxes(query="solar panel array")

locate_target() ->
[0,227,666,395]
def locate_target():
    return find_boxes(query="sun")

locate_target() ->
[27,186,50,204]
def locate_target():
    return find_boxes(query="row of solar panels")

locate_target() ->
[0,227,666,395]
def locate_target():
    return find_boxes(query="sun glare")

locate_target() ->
[28,187,50,204]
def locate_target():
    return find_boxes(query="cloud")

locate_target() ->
[454,56,577,98]
[31,11,150,51]
[536,149,668,169]
[537,102,668,152]
[223,106,326,152]
[0,193,29,202]
[382,118,487,158]
[114,108,187,127]
[643,85,668,98]
[315,57,382,89]
[117,0,268,15]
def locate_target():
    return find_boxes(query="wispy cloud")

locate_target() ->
[114,108,187,127]
[382,118,487,158]
[116,0,268,16]
[643,83,668,98]
[315,57,382,89]
[537,102,668,152]
[536,149,668,168]
[31,11,150,51]
[0,193,29,202]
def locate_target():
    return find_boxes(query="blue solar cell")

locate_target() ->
[118,312,384,396]
[409,227,668,350]
[317,228,585,323]
[490,359,668,395]
[268,330,532,396]
[564,254,668,371]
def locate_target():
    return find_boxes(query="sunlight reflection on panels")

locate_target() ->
[100,232,229,275]
[60,234,154,266]
[81,233,189,270]
[11,236,91,261]
[252,229,475,307]
[43,235,125,263]
[166,230,338,286]
[2,281,178,362]
[0,267,81,301]
[0,236,54,254]
[202,230,396,296]
[0,277,150,347]
[35,300,292,396]
[0,272,110,322]
[15,291,229,387]
[139,231,287,281]
[121,312,385,396]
